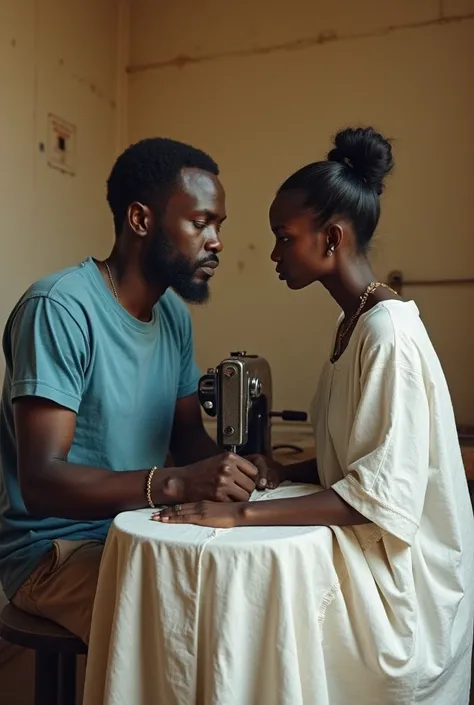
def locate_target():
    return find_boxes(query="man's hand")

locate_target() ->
[163,453,258,504]
[245,454,288,491]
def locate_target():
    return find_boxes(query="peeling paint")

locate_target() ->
[10,39,16,48]
[128,11,474,74]
[248,243,256,251]
[237,260,246,273]
[69,72,113,105]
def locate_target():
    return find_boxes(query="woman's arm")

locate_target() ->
[157,488,369,527]
[240,489,368,526]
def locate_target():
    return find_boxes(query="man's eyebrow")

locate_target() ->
[193,209,227,223]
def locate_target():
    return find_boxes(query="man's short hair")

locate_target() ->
[106,137,219,233]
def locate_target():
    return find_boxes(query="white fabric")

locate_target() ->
[83,485,337,705]
[83,300,474,705]
[312,300,474,704]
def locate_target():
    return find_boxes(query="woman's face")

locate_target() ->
[269,189,333,290]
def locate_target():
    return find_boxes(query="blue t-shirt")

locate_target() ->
[0,258,201,598]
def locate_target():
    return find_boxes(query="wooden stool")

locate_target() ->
[0,603,87,705]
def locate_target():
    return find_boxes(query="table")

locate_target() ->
[82,482,341,705]
[82,438,474,705]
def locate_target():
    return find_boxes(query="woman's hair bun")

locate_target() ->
[327,127,394,195]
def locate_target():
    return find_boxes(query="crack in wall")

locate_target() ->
[127,11,474,74]
[71,71,116,108]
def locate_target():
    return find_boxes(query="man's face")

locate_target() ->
[144,168,226,303]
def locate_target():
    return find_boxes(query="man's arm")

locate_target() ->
[283,457,319,484]
[248,454,319,490]
[169,392,220,465]
[14,397,257,520]
[14,397,185,519]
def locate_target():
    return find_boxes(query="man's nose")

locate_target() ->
[270,244,280,262]
[204,230,223,254]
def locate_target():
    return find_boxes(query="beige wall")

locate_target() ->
[0,0,127,380]
[1,1,473,422]
[128,0,474,424]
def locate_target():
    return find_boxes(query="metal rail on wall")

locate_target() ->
[386,270,474,442]
[387,270,474,296]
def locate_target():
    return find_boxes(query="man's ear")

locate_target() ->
[128,202,152,238]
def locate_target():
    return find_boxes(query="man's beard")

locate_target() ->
[143,226,217,304]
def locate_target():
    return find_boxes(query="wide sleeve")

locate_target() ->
[331,350,430,545]
[8,295,89,413]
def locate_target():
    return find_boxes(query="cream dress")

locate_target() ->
[311,299,474,704]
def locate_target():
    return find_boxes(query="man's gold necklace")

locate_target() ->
[104,260,119,302]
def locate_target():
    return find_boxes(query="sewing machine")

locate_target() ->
[198,351,307,455]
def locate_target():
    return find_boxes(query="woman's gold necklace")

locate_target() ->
[331,281,398,363]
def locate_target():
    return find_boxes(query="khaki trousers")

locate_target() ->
[11,539,104,645]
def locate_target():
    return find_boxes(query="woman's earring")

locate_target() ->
[327,245,335,257]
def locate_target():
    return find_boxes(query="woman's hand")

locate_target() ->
[152,501,244,528]
[245,454,288,490]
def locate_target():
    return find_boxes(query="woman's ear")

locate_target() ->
[325,223,343,256]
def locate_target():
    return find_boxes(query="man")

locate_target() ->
[0,137,258,644]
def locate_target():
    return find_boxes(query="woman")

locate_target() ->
[156,127,474,703]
